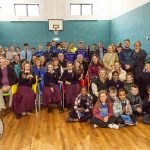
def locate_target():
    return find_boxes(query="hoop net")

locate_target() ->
[53,25,59,36]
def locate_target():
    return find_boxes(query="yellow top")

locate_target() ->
[69,47,77,53]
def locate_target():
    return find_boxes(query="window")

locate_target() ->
[70,4,93,16]
[14,4,39,17]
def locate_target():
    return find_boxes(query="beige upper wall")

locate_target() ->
[0,0,149,21]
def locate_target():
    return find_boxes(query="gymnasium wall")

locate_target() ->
[0,20,111,49]
[111,2,150,58]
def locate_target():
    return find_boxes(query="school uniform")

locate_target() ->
[69,94,93,122]
[34,50,44,57]
[143,97,150,114]
[108,79,124,90]
[60,70,80,105]
[20,50,32,62]
[12,71,36,114]
[42,72,61,107]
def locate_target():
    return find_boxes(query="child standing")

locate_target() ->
[90,90,119,129]
[66,87,93,122]
[127,84,143,116]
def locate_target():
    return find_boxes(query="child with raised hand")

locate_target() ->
[90,90,119,129]
[127,84,143,116]
[66,87,93,122]
[114,88,136,126]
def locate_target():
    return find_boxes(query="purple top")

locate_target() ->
[1,68,9,85]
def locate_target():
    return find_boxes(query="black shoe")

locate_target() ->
[59,105,64,113]
[16,114,21,119]
[48,107,52,113]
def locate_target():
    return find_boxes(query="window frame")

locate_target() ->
[70,3,93,16]
[14,4,39,17]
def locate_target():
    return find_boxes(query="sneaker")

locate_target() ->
[16,114,21,119]
[118,124,125,128]
[93,124,98,128]
[66,117,74,122]
[22,112,26,115]
[48,107,52,113]
[108,123,119,129]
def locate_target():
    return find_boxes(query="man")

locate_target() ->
[34,44,44,57]
[44,43,52,63]
[119,39,134,72]
[95,42,107,61]
[0,57,17,115]
[20,43,32,61]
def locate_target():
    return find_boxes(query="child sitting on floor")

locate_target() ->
[127,84,143,116]
[66,87,93,122]
[113,88,136,126]
[90,90,119,129]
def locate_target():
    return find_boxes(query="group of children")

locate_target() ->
[0,40,150,129]
[66,72,150,129]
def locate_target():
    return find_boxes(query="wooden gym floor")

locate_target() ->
[0,108,150,150]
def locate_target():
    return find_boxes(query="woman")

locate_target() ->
[103,44,119,74]
[12,61,36,119]
[133,41,147,84]
[91,68,109,104]
[108,61,127,82]
[88,54,104,81]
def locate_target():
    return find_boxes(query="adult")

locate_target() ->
[119,39,134,72]
[20,43,32,62]
[133,41,147,84]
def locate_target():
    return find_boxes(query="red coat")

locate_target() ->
[92,102,113,121]
[88,63,104,77]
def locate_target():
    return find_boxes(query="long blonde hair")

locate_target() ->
[95,90,110,109]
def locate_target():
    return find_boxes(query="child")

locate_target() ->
[42,63,62,112]
[108,71,124,90]
[113,88,136,126]
[12,61,36,119]
[124,72,134,94]
[90,90,119,129]
[108,86,118,103]
[60,61,80,108]
[143,85,150,124]
[66,87,93,122]
[127,84,143,115]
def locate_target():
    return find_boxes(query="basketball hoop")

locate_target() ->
[53,24,59,36]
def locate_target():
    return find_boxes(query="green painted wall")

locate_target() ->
[111,2,150,59]
[0,20,111,49]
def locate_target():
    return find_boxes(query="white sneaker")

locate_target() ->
[93,124,98,128]
[108,123,119,130]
